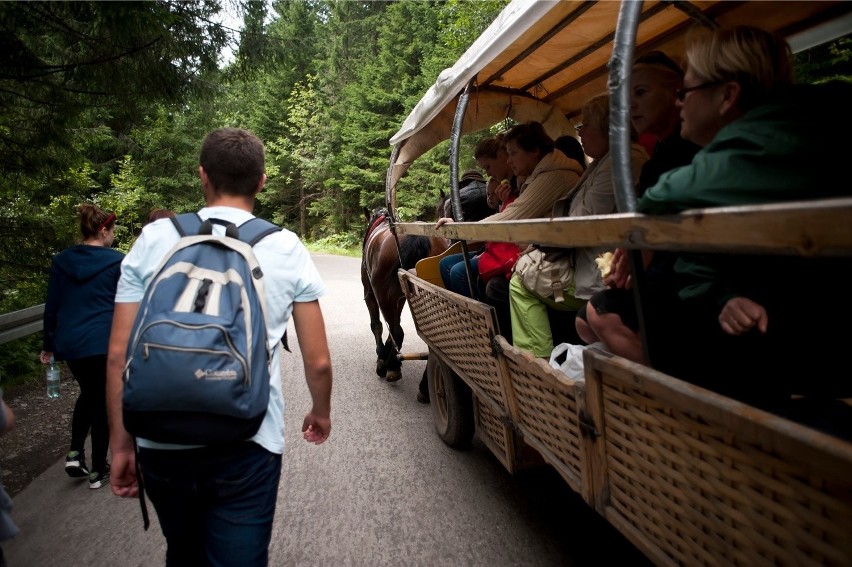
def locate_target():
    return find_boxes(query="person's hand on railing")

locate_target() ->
[719,296,768,336]
[435,217,454,229]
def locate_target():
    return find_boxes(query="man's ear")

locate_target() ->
[718,81,742,118]
[199,166,212,199]
[255,173,267,196]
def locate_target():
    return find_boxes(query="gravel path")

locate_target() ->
[0,368,79,496]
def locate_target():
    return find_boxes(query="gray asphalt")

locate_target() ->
[4,254,647,566]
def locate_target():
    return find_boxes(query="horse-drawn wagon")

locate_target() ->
[374,1,852,564]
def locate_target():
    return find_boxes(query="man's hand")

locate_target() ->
[719,296,768,336]
[435,217,454,229]
[110,447,139,498]
[302,412,331,444]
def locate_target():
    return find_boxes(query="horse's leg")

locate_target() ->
[361,265,384,354]
[361,262,386,376]
[383,295,406,383]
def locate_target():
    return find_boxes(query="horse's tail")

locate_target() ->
[399,235,433,271]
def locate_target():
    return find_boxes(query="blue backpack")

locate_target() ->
[122,213,281,445]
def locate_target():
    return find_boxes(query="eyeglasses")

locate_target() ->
[574,124,585,133]
[676,81,718,101]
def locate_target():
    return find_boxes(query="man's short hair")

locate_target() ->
[200,128,265,197]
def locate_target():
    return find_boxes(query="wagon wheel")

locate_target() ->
[426,352,474,448]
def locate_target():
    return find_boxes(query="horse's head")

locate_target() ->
[362,206,389,249]
[365,206,389,226]
[437,190,448,220]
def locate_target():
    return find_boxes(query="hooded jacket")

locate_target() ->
[43,244,124,360]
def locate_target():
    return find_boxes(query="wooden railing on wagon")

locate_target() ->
[395,197,852,257]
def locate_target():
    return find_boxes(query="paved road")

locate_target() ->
[4,254,648,566]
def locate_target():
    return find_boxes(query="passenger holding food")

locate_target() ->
[436,123,583,292]
[438,137,518,297]
[576,51,700,360]
[435,121,584,228]
[509,95,647,358]
[606,26,852,414]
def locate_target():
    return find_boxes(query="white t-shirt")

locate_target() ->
[115,206,326,454]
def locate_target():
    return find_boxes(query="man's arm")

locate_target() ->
[106,301,140,498]
[291,300,333,444]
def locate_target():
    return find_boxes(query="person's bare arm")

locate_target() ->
[106,302,140,498]
[291,300,333,444]
[1,400,15,435]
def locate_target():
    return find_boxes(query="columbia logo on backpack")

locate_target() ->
[122,213,282,445]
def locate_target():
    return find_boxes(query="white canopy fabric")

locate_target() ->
[389,0,560,147]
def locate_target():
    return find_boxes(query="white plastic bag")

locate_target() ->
[549,342,587,380]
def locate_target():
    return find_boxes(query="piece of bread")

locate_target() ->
[595,251,614,278]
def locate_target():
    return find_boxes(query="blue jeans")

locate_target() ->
[139,442,282,567]
[439,252,480,297]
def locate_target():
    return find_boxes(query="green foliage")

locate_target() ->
[308,233,361,257]
[794,35,852,85]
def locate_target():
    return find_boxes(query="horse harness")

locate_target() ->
[362,208,405,276]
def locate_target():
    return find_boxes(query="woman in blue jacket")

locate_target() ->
[40,203,123,489]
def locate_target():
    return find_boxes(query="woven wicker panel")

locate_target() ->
[401,271,507,408]
[498,337,584,492]
[595,362,852,566]
[475,395,512,471]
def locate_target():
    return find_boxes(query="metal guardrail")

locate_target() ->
[0,304,44,345]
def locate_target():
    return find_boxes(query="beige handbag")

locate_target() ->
[513,247,575,303]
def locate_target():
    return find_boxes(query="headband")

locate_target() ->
[97,213,116,232]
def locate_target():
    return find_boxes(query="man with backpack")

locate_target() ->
[106,127,333,566]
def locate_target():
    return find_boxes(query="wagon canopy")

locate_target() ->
[387,0,852,192]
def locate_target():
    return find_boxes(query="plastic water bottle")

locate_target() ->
[46,357,60,399]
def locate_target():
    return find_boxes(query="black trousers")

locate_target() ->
[66,355,109,471]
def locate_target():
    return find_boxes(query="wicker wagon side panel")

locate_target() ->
[497,337,585,494]
[586,351,852,567]
[474,395,515,473]
[400,271,508,409]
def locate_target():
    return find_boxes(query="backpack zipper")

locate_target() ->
[135,320,250,386]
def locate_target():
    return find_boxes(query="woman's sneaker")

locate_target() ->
[88,464,110,489]
[65,451,89,478]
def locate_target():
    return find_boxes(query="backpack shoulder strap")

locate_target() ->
[170,213,204,237]
[238,218,282,247]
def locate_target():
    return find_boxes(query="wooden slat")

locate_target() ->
[397,198,852,256]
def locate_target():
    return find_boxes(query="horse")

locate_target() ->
[361,197,449,383]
